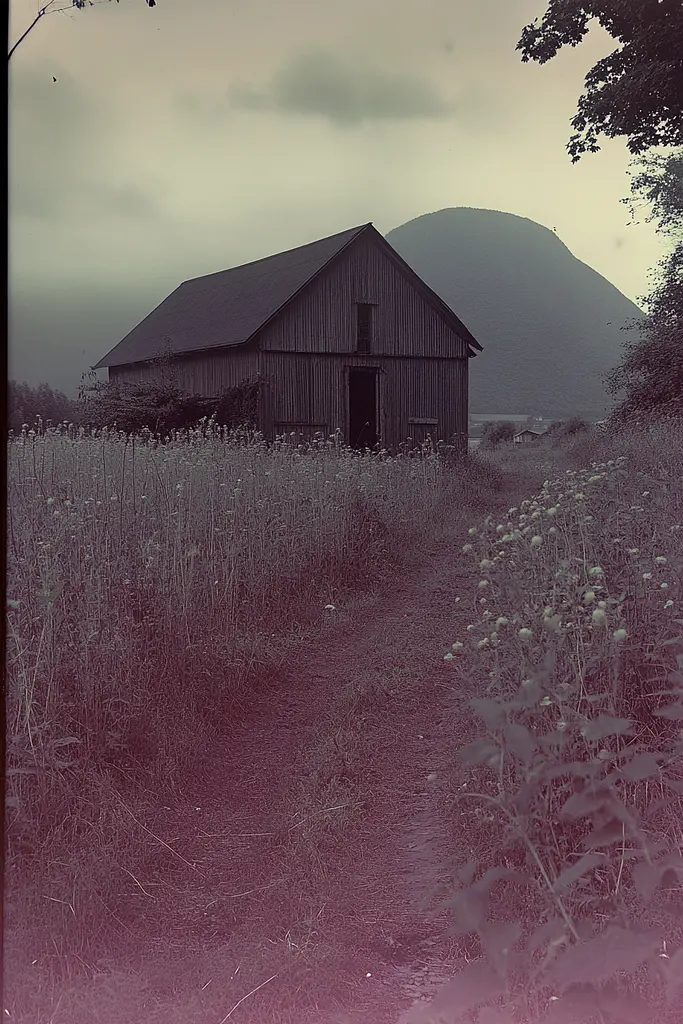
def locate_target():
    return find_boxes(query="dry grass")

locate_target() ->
[5,423,507,1023]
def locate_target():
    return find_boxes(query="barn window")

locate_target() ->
[356,303,373,353]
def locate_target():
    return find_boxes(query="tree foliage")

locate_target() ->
[607,150,683,422]
[8,0,157,61]
[481,421,516,449]
[516,1,683,161]
[8,381,80,433]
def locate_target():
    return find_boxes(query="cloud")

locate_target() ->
[229,49,456,125]
[9,63,161,222]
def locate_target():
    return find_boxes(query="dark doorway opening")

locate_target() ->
[348,369,378,449]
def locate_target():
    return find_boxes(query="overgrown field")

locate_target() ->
[6,423,504,1020]
[433,421,683,1024]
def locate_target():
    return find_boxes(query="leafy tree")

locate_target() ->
[516,1,683,161]
[606,150,683,421]
[8,0,157,62]
[8,380,80,432]
[481,421,516,449]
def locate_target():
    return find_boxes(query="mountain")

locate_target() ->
[385,208,644,419]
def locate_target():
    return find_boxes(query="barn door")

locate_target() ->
[348,369,378,449]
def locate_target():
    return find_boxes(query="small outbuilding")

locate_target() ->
[93,223,482,451]
[513,429,543,444]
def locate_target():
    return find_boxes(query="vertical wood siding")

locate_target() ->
[258,232,469,359]
[109,347,259,394]
[260,351,468,450]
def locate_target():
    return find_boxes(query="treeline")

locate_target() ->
[7,377,262,437]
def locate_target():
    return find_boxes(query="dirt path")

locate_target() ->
[51,473,540,1024]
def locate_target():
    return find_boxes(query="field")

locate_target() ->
[5,421,683,1023]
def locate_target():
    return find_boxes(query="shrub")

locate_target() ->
[432,437,683,1023]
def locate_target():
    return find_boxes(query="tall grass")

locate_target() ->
[6,421,477,1010]
[432,421,683,1023]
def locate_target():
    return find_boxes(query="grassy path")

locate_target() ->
[10,464,545,1024]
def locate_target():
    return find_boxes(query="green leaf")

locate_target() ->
[458,738,500,766]
[654,702,683,720]
[477,1008,509,1024]
[664,945,683,1005]
[399,960,505,1023]
[582,818,626,849]
[527,916,566,954]
[504,722,537,763]
[581,715,633,741]
[596,983,654,1024]
[544,926,662,991]
[633,855,683,902]
[552,853,604,893]
[619,751,662,781]
[470,698,508,731]
[560,787,611,821]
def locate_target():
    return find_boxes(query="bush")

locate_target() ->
[481,421,517,450]
[76,376,261,435]
[433,436,683,1023]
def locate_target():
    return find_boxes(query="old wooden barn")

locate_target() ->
[93,223,482,450]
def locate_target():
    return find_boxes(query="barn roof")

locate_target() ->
[94,223,482,369]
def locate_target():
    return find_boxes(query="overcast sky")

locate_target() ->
[9,0,667,395]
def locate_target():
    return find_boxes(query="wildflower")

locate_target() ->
[496,524,505,534]
[462,544,473,554]
[546,506,558,515]
[46,497,55,505]
[468,527,478,536]
[324,604,337,611]
[574,492,586,500]
[660,582,669,589]
[479,559,493,570]
[612,628,628,641]
[591,608,607,627]
[583,590,596,604]
[548,527,557,535]
[478,580,489,589]
[452,641,464,650]
[455,596,461,604]
[479,597,488,605]
[557,720,568,731]
[444,652,454,661]
[655,556,668,565]
[540,696,552,706]
[519,628,533,641]
[496,616,509,627]
[477,638,490,649]
[466,624,476,633]
[531,535,542,547]
[643,572,653,581]
[589,567,604,577]
[665,600,674,609]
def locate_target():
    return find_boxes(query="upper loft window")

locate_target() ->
[356,303,373,353]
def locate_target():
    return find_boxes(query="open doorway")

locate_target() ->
[348,369,378,449]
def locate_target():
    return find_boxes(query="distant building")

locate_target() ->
[93,223,482,452]
[513,428,544,444]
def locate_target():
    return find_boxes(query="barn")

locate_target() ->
[93,223,482,451]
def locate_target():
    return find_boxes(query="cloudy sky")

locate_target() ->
[9,0,667,395]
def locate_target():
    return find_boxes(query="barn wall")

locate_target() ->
[109,347,259,394]
[260,351,468,450]
[257,233,469,360]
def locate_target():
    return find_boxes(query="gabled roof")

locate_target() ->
[94,222,481,369]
